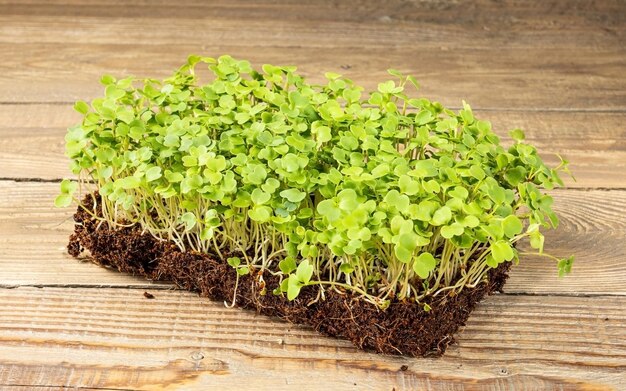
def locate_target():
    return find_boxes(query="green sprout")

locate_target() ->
[54,179,78,208]
[57,55,573,308]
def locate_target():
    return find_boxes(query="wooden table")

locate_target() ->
[0,1,624,389]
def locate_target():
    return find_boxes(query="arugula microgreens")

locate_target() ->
[58,55,573,308]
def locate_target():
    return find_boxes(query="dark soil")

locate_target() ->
[68,194,510,357]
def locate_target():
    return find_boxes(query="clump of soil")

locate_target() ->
[68,194,510,357]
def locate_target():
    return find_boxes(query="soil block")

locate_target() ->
[68,195,511,357]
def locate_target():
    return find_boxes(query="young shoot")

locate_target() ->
[58,55,573,308]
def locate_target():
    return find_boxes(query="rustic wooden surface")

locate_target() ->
[0,0,624,389]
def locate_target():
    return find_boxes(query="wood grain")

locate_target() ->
[1,42,624,110]
[1,0,624,388]
[1,182,624,295]
[0,0,624,108]
[1,0,623,49]
[0,287,623,390]
[1,104,625,188]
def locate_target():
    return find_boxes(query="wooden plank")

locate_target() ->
[0,104,73,181]
[0,1,623,108]
[0,181,175,288]
[0,1,621,389]
[0,287,623,390]
[1,104,624,188]
[0,0,623,50]
[1,182,624,295]
[0,42,624,110]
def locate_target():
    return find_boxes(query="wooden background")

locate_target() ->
[0,1,625,389]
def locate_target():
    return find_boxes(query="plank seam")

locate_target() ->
[0,384,135,391]
[0,177,63,183]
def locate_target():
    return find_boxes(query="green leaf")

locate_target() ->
[338,189,359,211]
[398,175,420,195]
[390,215,413,235]
[227,257,241,268]
[317,199,341,221]
[165,170,184,183]
[372,164,390,178]
[105,85,125,100]
[377,80,396,94]
[73,101,89,115]
[504,167,526,186]
[387,69,403,78]
[117,109,134,124]
[410,159,438,178]
[251,188,271,205]
[398,232,419,252]
[459,215,480,228]
[339,263,355,274]
[206,156,227,172]
[413,252,436,279]
[100,74,116,85]
[485,254,498,268]
[116,176,141,190]
[394,245,413,263]
[60,179,78,195]
[448,186,468,200]
[98,166,113,179]
[248,205,272,222]
[476,120,492,133]
[296,259,314,284]
[431,206,452,226]
[529,230,545,253]
[237,266,250,276]
[502,215,523,238]
[440,223,464,239]
[469,165,485,180]
[384,190,410,211]
[414,111,433,126]
[490,240,515,263]
[408,200,435,222]
[509,128,526,142]
[280,189,307,203]
[180,212,196,231]
[261,178,280,194]
[279,257,297,274]
[483,221,504,239]
[369,92,383,105]
[339,135,359,151]
[407,75,420,90]
[287,276,303,300]
[163,134,179,147]
[282,153,300,172]
[145,166,162,182]
[278,278,290,294]
[246,165,267,185]
[558,256,574,277]
[486,185,506,204]
[54,194,72,208]
[313,125,332,144]
[422,179,440,194]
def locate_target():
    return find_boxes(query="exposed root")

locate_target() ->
[68,195,511,357]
